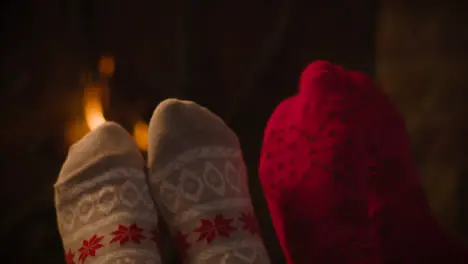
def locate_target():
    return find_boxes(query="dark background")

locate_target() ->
[1,0,467,263]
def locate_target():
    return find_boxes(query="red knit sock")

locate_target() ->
[259,61,382,264]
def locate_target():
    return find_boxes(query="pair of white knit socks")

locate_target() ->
[54,99,270,264]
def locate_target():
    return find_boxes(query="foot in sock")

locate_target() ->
[55,122,162,264]
[259,61,382,264]
[259,60,468,264]
[147,99,271,264]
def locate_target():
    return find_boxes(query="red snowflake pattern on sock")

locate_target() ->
[65,249,75,264]
[239,212,260,235]
[110,224,146,245]
[193,214,236,244]
[78,235,104,262]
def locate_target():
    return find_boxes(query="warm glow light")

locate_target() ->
[99,55,115,77]
[133,121,149,151]
[83,85,106,131]
[65,119,89,147]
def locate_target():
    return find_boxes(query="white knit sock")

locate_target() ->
[55,122,162,264]
[147,99,271,264]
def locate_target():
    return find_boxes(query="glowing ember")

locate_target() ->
[133,121,149,151]
[83,85,106,131]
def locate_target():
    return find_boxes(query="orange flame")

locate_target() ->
[66,56,150,151]
[83,85,106,131]
[133,120,149,151]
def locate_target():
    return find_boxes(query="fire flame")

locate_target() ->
[133,120,149,151]
[83,85,106,131]
[66,55,150,152]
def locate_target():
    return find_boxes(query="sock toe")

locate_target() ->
[148,98,239,175]
[57,121,144,185]
[299,60,346,97]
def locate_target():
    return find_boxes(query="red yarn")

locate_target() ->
[258,61,468,264]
